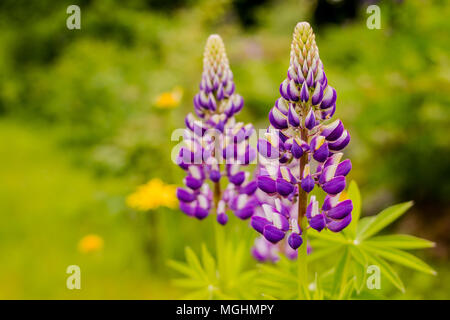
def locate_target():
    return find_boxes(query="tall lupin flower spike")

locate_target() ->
[176,35,258,224]
[252,22,353,250]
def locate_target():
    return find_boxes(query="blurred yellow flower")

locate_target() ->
[126,178,177,211]
[78,234,104,254]
[154,86,183,109]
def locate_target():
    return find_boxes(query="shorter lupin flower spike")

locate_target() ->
[177,35,258,225]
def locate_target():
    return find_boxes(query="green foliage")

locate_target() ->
[254,181,436,299]
[168,229,258,299]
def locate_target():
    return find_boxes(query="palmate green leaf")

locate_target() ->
[331,247,350,298]
[338,277,356,300]
[368,253,405,293]
[201,244,217,280]
[356,201,413,241]
[308,244,343,263]
[258,263,297,283]
[167,259,197,279]
[365,234,435,250]
[362,243,437,275]
[344,180,361,237]
[350,245,368,267]
[351,260,366,294]
[185,246,209,281]
[308,228,349,244]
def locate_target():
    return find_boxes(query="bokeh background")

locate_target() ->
[0,0,448,299]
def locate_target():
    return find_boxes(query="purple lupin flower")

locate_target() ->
[255,22,353,250]
[177,35,258,224]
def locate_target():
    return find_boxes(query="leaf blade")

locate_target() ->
[362,244,437,275]
[356,201,413,240]
[365,234,435,250]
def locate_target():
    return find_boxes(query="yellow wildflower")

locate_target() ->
[126,178,177,211]
[154,86,183,109]
[78,234,104,254]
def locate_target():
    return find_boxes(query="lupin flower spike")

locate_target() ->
[253,22,353,251]
[177,35,258,224]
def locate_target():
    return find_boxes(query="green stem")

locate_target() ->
[213,181,225,287]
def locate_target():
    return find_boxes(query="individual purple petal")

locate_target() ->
[313,141,329,163]
[176,188,196,202]
[309,213,326,231]
[305,107,316,130]
[315,67,324,84]
[327,213,352,232]
[258,175,277,194]
[208,93,217,111]
[209,170,221,182]
[195,206,209,219]
[336,159,352,177]
[269,107,288,130]
[320,86,337,109]
[319,164,337,184]
[300,82,309,102]
[322,194,340,211]
[306,69,314,87]
[297,67,305,84]
[217,213,228,225]
[323,152,343,168]
[272,211,290,232]
[232,94,244,114]
[276,178,294,196]
[279,79,291,101]
[322,176,346,195]
[185,176,203,190]
[311,82,323,105]
[235,205,255,219]
[224,81,235,96]
[263,225,285,244]
[275,98,289,115]
[291,138,304,159]
[288,233,303,250]
[327,199,353,219]
[180,201,196,216]
[287,79,300,101]
[328,130,350,151]
[251,216,271,234]
[240,180,258,195]
[288,104,300,127]
[184,113,195,131]
[321,119,344,141]
[301,174,315,192]
[229,171,246,186]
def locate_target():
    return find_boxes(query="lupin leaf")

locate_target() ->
[368,253,405,293]
[356,201,413,240]
[362,244,437,275]
[201,244,217,280]
[338,277,356,300]
[331,247,350,297]
[364,234,435,250]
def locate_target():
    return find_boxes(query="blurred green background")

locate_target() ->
[0,0,448,299]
